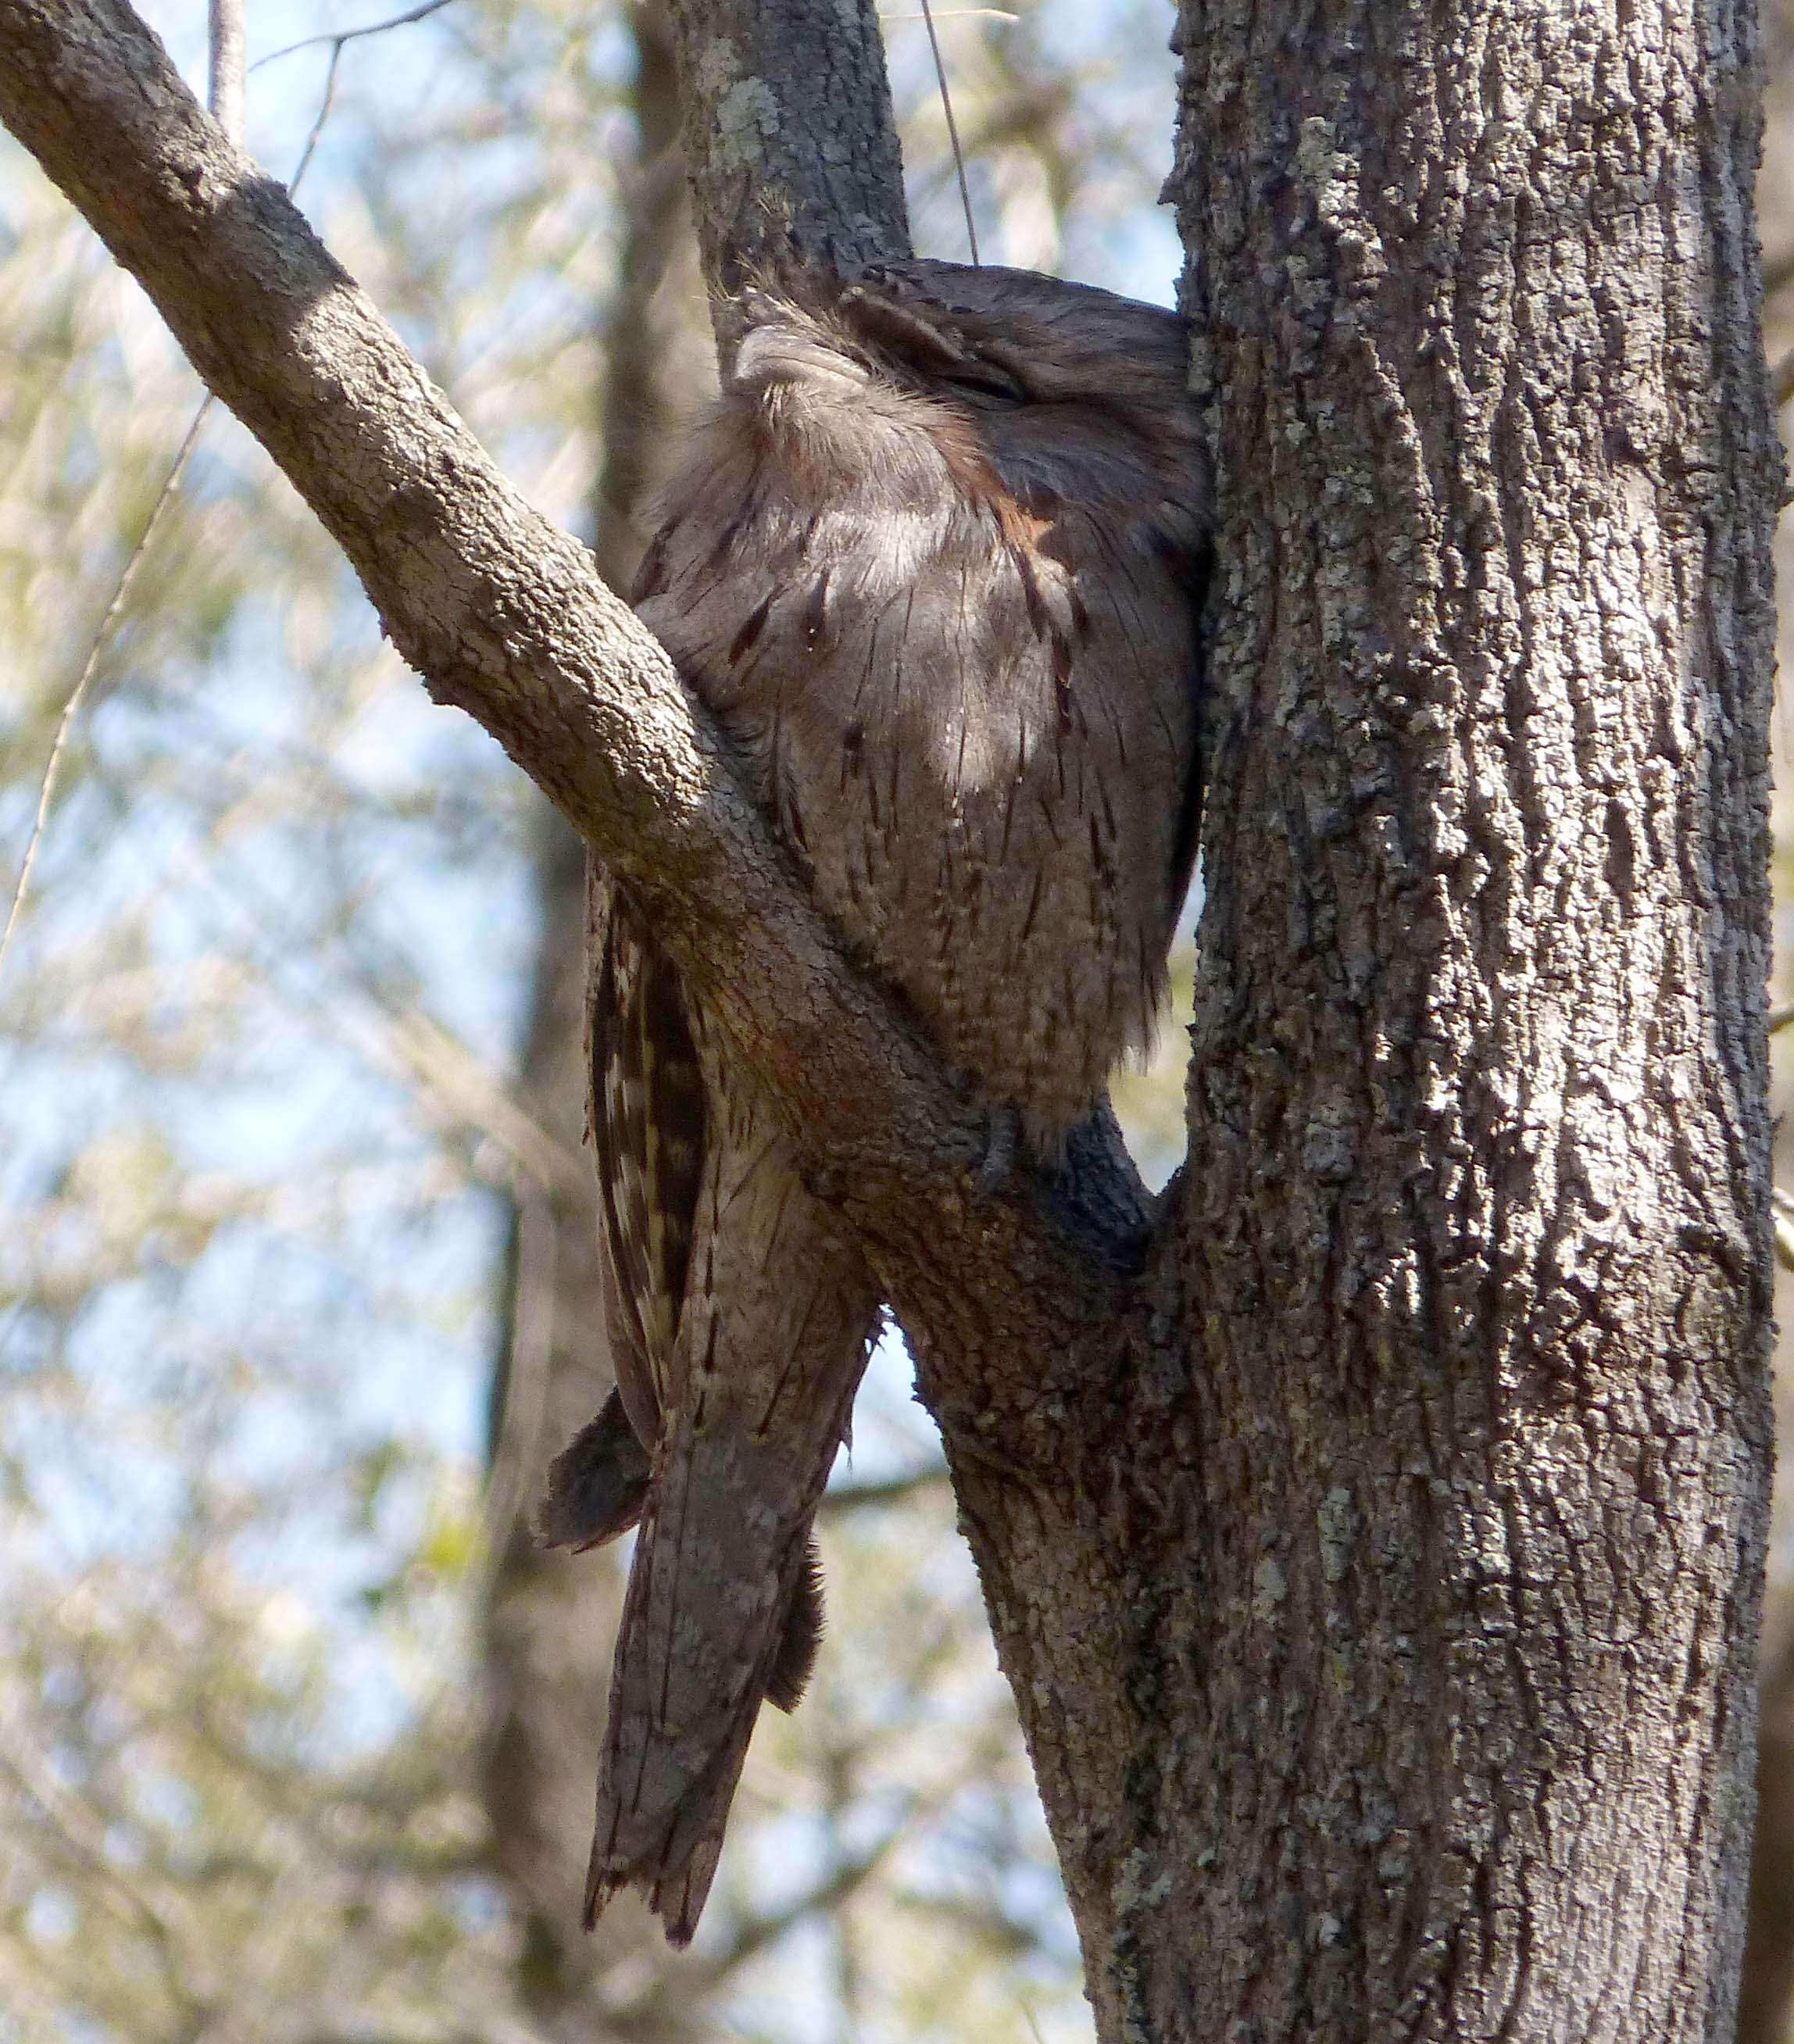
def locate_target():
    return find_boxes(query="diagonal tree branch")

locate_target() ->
[0,0,1150,1456]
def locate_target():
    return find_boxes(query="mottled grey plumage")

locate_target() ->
[543,259,1210,1943]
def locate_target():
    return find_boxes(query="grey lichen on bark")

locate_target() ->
[662,0,911,330]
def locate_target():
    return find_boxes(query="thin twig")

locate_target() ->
[483,1184,558,1556]
[0,1737,209,2019]
[208,0,246,145]
[818,1467,949,1516]
[287,41,343,190]
[251,0,457,73]
[0,406,209,989]
[173,833,592,1199]
[682,1814,916,1983]
[1768,1001,1794,1034]
[0,41,342,995]
[919,0,979,265]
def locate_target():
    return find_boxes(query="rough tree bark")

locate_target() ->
[0,1,1778,2041]
[1149,0,1779,2035]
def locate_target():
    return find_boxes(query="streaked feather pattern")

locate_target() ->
[548,260,1210,1942]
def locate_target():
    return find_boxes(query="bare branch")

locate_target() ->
[0,1738,211,2021]
[207,0,244,144]
[2,52,345,995]
[819,1468,952,1515]
[251,0,456,73]
[0,405,208,989]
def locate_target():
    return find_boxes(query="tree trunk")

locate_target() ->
[1095,0,1776,2034]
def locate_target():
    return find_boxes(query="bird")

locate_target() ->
[537,258,1212,1943]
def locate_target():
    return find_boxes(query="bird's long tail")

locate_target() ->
[584,1127,878,1943]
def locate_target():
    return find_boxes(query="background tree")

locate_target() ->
[0,2,1785,2042]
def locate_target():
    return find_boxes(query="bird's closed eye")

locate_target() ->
[838,284,1029,406]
